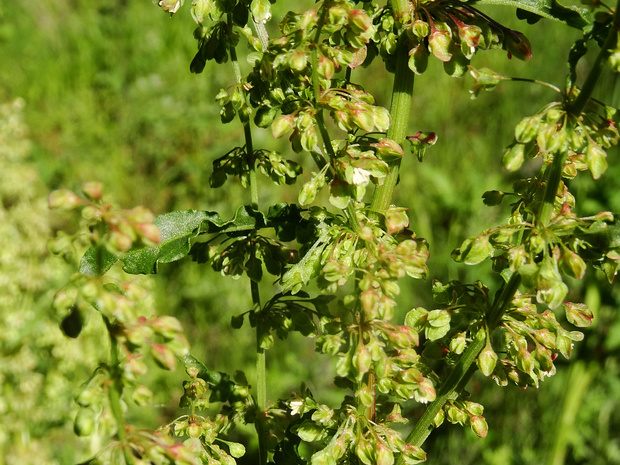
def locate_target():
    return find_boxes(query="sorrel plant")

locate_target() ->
[50,0,620,463]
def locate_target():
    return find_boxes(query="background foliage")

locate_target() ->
[1,0,619,463]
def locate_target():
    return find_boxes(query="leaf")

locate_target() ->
[281,227,332,293]
[79,245,118,276]
[453,235,494,265]
[93,206,271,275]
[470,0,592,31]
[120,210,213,274]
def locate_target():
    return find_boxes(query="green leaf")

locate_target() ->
[79,245,118,276]
[470,0,592,31]
[121,210,212,274]
[106,206,270,275]
[281,227,332,293]
[453,235,494,265]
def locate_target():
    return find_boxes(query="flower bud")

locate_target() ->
[328,6,347,25]
[428,26,453,62]
[470,415,489,438]
[372,107,390,132]
[82,182,103,200]
[138,223,162,245]
[586,142,607,179]
[298,9,318,31]
[289,49,308,71]
[152,315,184,340]
[187,422,202,438]
[355,437,376,464]
[158,0,182,15]
[128,356,148,376]
[376,441,394,465]
[478,343,498,376]
[132,384,153,406]
[560,249,586,279]
[74,408,96,437]
[48,189,84,210]
[272,114,295,139]
[502,143,525,171]
[317,56,335,79]
[503,29,532,60]
[563,302,593,327]
[411,20,429,38]
[251,0,271,24]
[355,343,372,373]
[351,107,375,132]
[108,231,133,252]
[151,342,177,371]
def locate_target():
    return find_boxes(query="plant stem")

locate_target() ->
[103,317,134,463]
[104,319,126,442]
[538,150,567,227]
[310,10,361,232]
[252,279,268,465]
[369,39,415,217]
[568,0,620,115]
[253,18,269,51]
[229,26,259,209]
[404,329,486,448]
[229,19,265,462]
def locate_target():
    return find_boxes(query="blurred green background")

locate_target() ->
[1,0,619,464]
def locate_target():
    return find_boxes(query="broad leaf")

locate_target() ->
[79,245,118,276]
[470,0,592,31]
[122,210,215,274]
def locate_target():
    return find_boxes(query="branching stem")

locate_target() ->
[230,17,265,463]
[369,39,415,217]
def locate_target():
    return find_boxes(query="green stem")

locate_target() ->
[392,0,411,21]
[229,18,265,462]
[229,28,259,209]
[244,123,259,208]
[404,329,486,448]
[568,1,620,116]
[310,10,360,232]
[487,272,523,329]
[103,317,134,463]
[369,39,415,217]
[311,52,336,161]
[253,18,269,51]
[252,280,267,465]
[538,150,568,227]
[104,319,126,442]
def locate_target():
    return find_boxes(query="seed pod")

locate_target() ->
[478,342,498,376]
[271,115,295,139]
[48,189,84,210]
[428,23,453,62]
[74,408,96,437]
[470,415,489,438]
[502,143,525,171]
